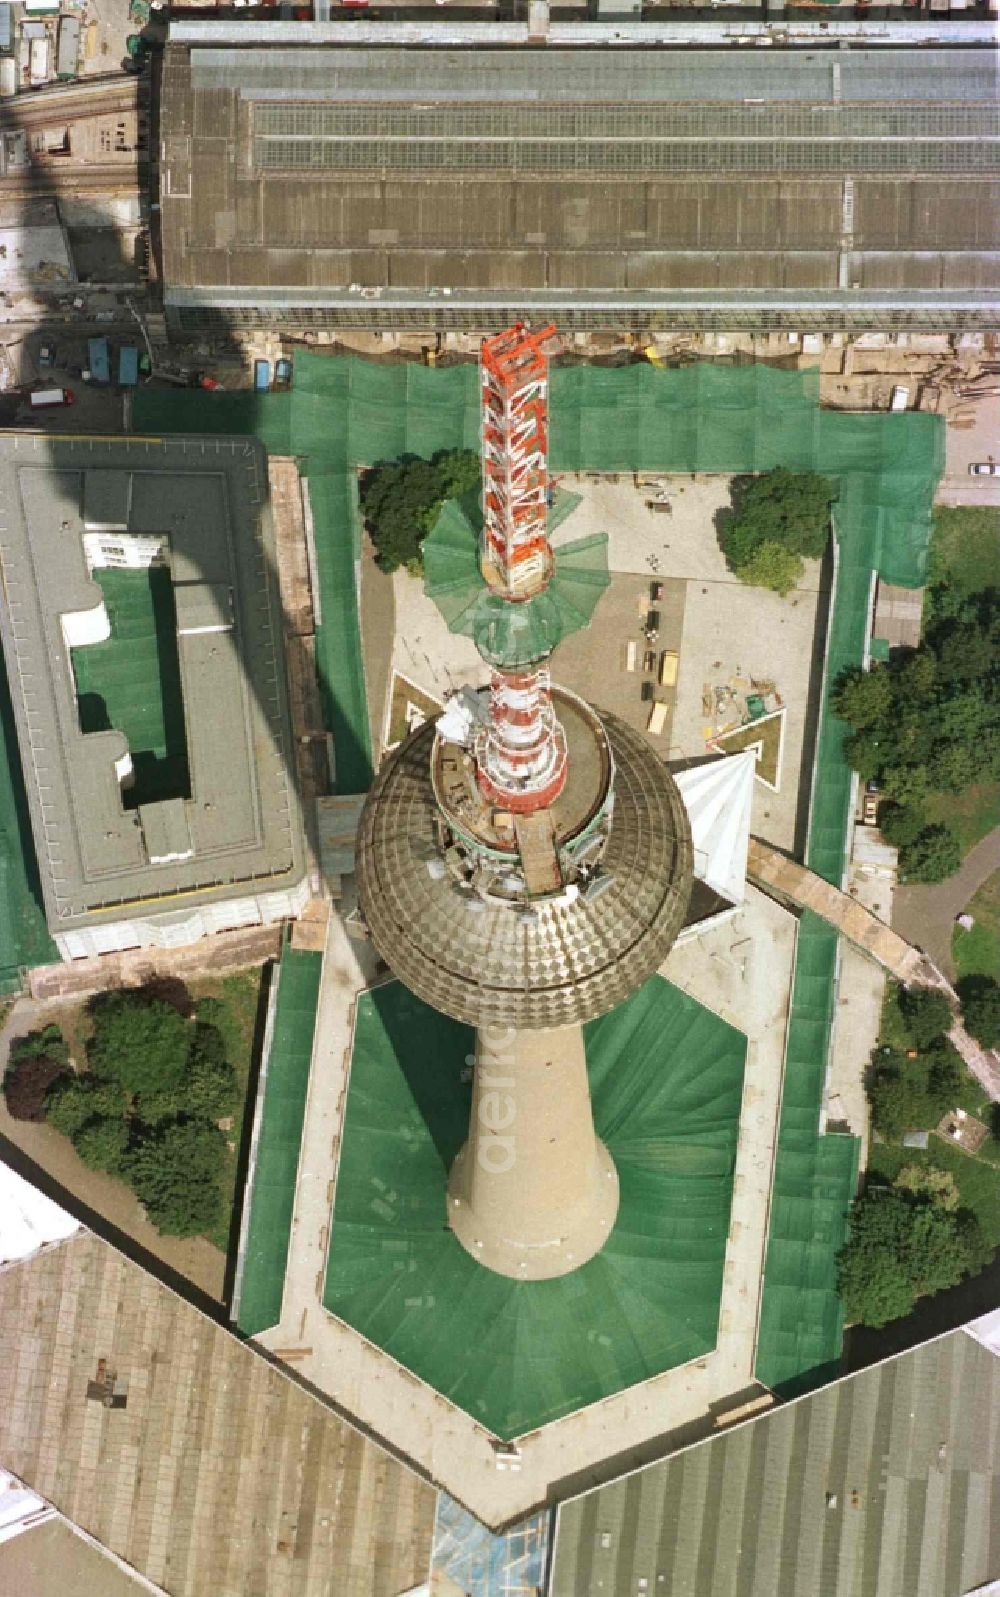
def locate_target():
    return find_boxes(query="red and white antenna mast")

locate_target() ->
[475,322,568,815]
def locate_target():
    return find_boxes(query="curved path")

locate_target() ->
[892,824,1000,979]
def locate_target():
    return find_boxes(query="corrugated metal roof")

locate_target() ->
[191,45,998,106]
[550,1330,1000,1597]
[0,1230,436,1596]
[161,40,1000,320]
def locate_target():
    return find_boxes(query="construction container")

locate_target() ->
[86,338,110,385]
[0,4,12,51]
[647,701,668,737]
[117,345,139,387]
[0,55,16,98]
[28,34,49,86]
[56,13,79,78]
[658,651,678,689]
[253,359,270,392]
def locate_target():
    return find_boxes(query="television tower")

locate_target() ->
[356,324,693,1281]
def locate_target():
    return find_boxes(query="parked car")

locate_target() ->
[969,462,1000,476]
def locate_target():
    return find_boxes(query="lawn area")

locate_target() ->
[187,967,268,1253]
[923,782,1000,856]
[925,505,1000,620]
[868,1137,1000,1249]
[953,869,1000,981]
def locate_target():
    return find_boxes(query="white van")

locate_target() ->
[889,386,910,412]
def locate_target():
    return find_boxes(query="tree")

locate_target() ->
[900,825,961,884]
[927,1045,963,1106]
[898,987,953,1049]
[45,1077,126,1138]
[360,450,480,575]
[9,1023,69,1070]
[838,1186,984,1327]
[127,1119,226,1236]
[87,992,190,1101]
[432,448,480,500]
[958,976,1000,1049]
[722,468,835,568]
[4,1056,67,1122]
[927,742,983,794]
[839,1250,915,1328]
[3,1025,71,1121]
[894,1164,959,1213]
[733,540,803,598]
[868,1070,940,1139]
[832,667,895,730]
[186,1023,238,1122]
[72,1116,130,1176]
[878,802,926,849]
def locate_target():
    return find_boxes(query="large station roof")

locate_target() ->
[0,1228,435,1597]
[550,1327,1000,1597]
[161,37,1000,329]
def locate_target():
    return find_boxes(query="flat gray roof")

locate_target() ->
[551,1328,1000,1597]
[0,434,306,931]
[161,41,1000,327]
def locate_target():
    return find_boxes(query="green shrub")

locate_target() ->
[900,825,962,884]
[733,540,803,597]
[958,975,1000,1049]
[87,992,190,1100]
[127,1119,227,1237]
[46,1077,126,1138]
[72,1116,130,1175]
[878,802,926,850]
[898,988,953,1049]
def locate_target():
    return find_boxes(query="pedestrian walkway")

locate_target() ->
[747,836,1000,1101]
[746,838,928,984]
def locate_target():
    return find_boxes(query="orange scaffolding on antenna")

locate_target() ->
[475,322,568,814]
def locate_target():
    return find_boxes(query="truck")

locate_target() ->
[253,359,271,393]
[86,338,110,385]
[29,387,74,409]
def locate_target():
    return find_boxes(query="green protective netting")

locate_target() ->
[303,473,373,793]
[754,914,860,1395]
[71,568,189,807]
[323,975,746,1440]
[236,943,322,1337]
[0,650,55,989]
[423,496,609,668]
[130,362,943,1395]
[132,356,940,800]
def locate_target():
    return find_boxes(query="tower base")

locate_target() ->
[447,1023,620,1281]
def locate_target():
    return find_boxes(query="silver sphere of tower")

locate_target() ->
[355,687,694,1030]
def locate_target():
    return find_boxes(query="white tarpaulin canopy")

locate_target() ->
[675,751,755,909]
[0,1160,78,1266]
